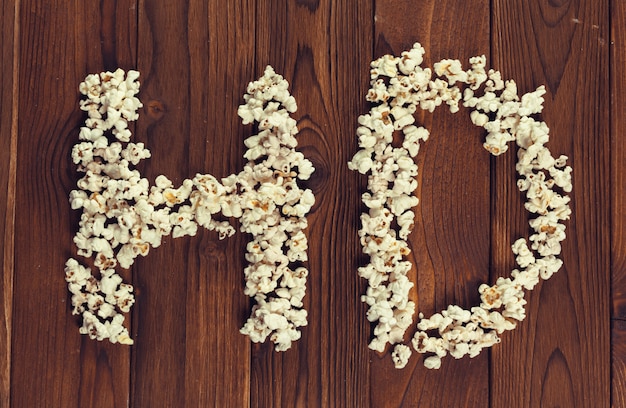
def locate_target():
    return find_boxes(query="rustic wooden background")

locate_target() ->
[0,0,621,406]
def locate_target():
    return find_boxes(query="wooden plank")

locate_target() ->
[611,0,626,405]
[491,1,611,406]
[611,0,626,320]
[131,2,192,406]
[613,320,626,407]
[250,0,373,406]
[132,1,253,406]
[371,2,492,407]
[10,2,135,407]
[183,0,254,406]
[0,1,17,407]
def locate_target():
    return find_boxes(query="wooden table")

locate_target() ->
[1,1,621,406]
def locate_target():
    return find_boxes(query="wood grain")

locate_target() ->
[612,0,626,406]
[0,2,17,407]
[182,1,256,404]
[132,1,259,406]
[611,0,626,319]
[1,0,618,406]
[614,320,626,408]
[491,0,611,407]
[11,1,135,407]
[371,2,492,407]
[250,1,373,406]
[131,3,192,406]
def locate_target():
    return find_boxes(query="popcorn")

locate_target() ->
[350,42,571,369]
[68,67,314,351]
[511,238,535,268]
[391,344,412,369]
[423,356,442,370]
[434,59,468,85]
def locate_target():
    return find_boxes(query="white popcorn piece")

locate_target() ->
[511,238,535,268]
[391,344,412,369]
[434,59,468,85]
[350,42,571,369]
[68,67,314,350]
[423,356,442,370]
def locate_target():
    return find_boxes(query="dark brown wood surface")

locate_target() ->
[0,0,619,407]
[613,0,626,407]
